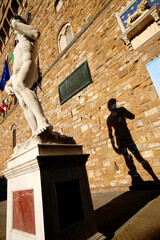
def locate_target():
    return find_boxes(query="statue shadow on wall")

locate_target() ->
[106,98,159,187]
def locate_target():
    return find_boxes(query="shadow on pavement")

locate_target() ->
[95,187,160,239]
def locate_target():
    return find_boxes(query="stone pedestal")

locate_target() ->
[3,143,106,240]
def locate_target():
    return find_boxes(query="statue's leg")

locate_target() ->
[21,88,53,134]
[15,91,38,135]
[12,64,53,135]
[15,87,53,135]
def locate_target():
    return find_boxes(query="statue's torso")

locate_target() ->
[13,34,37,75]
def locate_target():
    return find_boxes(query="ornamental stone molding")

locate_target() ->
[116,2,160,51]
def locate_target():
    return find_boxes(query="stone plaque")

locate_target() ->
[13,189,36,234]
[58,61,92,104]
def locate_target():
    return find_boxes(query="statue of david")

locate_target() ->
[5,15,53,136]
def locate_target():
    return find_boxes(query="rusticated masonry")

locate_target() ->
[0,0,160,192]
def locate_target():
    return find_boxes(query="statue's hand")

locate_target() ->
[5,85,15,96]
[11,19,17,29]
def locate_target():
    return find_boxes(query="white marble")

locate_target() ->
[3,143,83,240]
[8,143,83,169]
[5,15,53,136]
[5,161,44,240]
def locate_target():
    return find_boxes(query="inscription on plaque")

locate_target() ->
[13,189,36,234]
[58,61,92,104]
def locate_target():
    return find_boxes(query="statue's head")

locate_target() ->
[140,0,148,10]
[13,15,28,24]
[11,14,40,40]
[11,15,28,35]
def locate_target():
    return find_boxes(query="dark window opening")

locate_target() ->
[14,96,18,106]
[7,8,13,23]
[0,1,3,8]
[23,0,28,9]
[3,19,10,37]
[27,11,31,24]
[2,107,7,119]
[17,0,23,7]
[2,112,5,119]
[2,5,5,15]
[11,0,19,14]
[13,129,16,148]
[0,28,6,43]
[0,40,2,52]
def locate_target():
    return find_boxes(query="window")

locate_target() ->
[3,19,10,37]
[55,0,63,12]
[0,0,22,53]
[58,23,73,53]
[10,124,17,149]
[11,0,19,14]
[14,96,18,106]
[0,40,2,52]
[13,129,16,148]
[2,5,5,15]
[2,109,7,119]
[0,1,3,8]
[7,8,14,23]
[27,11,31,24]
[0,28,6,44]
[23,0,28,9]
[146,56,160,98]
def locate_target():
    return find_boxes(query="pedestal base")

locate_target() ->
[3,143,106,240]
[87,232,106,240]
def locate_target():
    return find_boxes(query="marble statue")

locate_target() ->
[125,0,148,28]
[5,15,75,150]
[5,15,53,136]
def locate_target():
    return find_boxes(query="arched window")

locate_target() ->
[58,23,73,53]
[10,124,17,149]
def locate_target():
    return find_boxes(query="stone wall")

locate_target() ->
[0,0,160,192]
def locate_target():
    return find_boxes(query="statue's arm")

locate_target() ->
[123,107,135,119]
[5,75,15,96]
[11,19,40,40]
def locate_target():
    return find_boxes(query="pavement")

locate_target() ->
[113,196,160,240]
[0,187,160,240]
[0,200,6,240]
[93,187,160,240]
